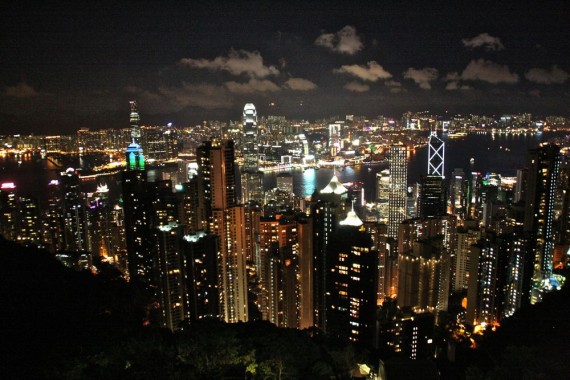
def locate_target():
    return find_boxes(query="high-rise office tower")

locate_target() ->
[449,168,467,217]
[469,172,483,220]
[501,231,527,319]
[44,180,64,252]
[182,231,220,322]
[149,180,178,226]
[311,174,349,330]
[396,312,436,361]
[388,145,408,238]
[156,223,186,331]
[398,230,442,311]
[427,132,444,177]
[297,218,314,329]
[326,208,378,347]
[467,234,500,327]
[514,168,528,204]
[241,103,263,204]
[376,169,390,222]
[397,217,455,314]
[60,168,88,252]
[257,214,299,327]
[418,133,446,219]
[85,184,114,258]
[17,194,41,246]
[524,143,560,304]
[556,152,570,244]
[452,223,482,292]
[129,100,141,143]
[0,182,18,241]
[198,140,248,323]
[242,103,258,172]
[177,178,203,235]
[122,103,153,284]
[328,123,342,156]
[418,176,446,219]
[244,202,261,263]
[364,221,397,301]
[258,217,280,322]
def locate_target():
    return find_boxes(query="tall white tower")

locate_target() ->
[241,103,263,203]
[388,145,408,238]
[427,132,445,177]
[242,103,258,172]
[129,100,141,143]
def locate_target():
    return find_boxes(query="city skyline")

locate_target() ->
[1,1,569,134]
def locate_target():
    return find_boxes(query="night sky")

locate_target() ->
[1,1,569,134]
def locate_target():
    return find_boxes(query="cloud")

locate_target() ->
[3,82,39,98]
[445,81,473,91]
[445,72,460,81]
[458,59,519,84]
[462,33,504,51]
[224,79,280,94]
[283,78,317,91]
[315,26,363,55]
[125,83,233,112]
[525,65,569,84]
[333,61,392,82]
[344,82,370,92]
[403,67,439,89]
[179,49,279,78]
[385,80,402,88]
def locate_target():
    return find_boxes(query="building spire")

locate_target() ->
[340,200,363,226]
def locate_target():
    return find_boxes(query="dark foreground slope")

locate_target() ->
[0,238,364,379]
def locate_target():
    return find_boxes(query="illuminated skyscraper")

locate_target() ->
[388,145,408,238]
[419,132,446,219]
[198,140,248,322]
[326,209,378,347]
[44,180,64,252]
[449,168,467,217]
[0,182,18,241]
[241,103,263,204]
[156,222,186,331]
[61,168,88,252]
[376,169,390,222]
[129,100,141,143]
[311,174,349,330]
[427,132,445,177]
[524,143,560,304]
[257,215,299,327]
[182,231,220,322]
[242,103,258,172]
[85,184,114,258]
[17,195,41,246]
[452,224,482,292]
[328,123,342,156]
[397,217,455,314]
[122,102,153,284]
[501,231,527,319]
[418,176,446,219]
[297,218,314,329]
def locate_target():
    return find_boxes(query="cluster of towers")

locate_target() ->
[0,102,566,360]
[380,132,566,332]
